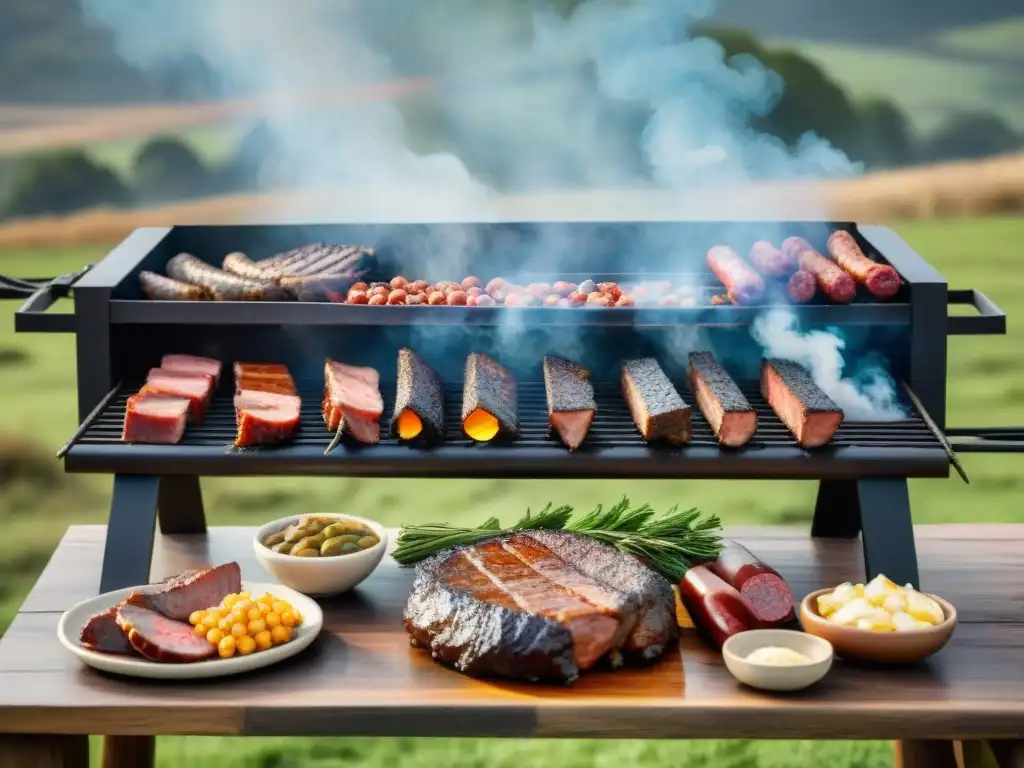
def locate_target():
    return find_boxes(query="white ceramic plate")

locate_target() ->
[57,581,323,680]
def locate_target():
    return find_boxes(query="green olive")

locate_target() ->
[263,530,287,548]
[293,548,321,557]
[320,534,360,557]
[298,515,338,528]
[357,535,379,549]
[289,533,327,555]
[339,542,361,555]
[271,541,292,554]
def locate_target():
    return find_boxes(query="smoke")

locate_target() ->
[81,0,903,415]
[751,309,906,420]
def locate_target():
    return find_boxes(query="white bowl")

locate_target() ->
[253,513,388,597]
[722,629,834,692]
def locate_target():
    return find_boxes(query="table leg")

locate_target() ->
[811,477,921,588]
[158,475,206,535]
[99,475,160,593]
[893,740,959,768]
[0,734,89,768]
[961,740,1024,768]
[102,735,155,768]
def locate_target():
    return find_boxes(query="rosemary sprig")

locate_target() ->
[392,496,722,582]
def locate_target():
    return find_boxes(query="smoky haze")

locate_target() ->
[81,0,904,419]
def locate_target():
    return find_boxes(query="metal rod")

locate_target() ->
[900,381,969,484]
[56,381,123,459]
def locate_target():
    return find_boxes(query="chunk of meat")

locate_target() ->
[121,394,190,444]
[116,604,217,663]
[160,354,222,386]
[323,361,383,445]
[543,356,595,451]
[621,358,691,445]
[761,359,844,448]
[79,605,136,655]
[125,562,242,621]
[140,370,213,423]
[234,390,301,447]
[687,351,757,447]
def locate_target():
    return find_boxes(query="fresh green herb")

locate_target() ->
[392,496,722,582]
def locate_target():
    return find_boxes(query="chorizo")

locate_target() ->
[786,270,816,303]
[706,245,765,306]
[826,230,901,299]
[781,237,856,304]
[707,541,795,626]
[749,240,795,278]
[678,565,758,649]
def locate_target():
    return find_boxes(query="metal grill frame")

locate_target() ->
[9,219,1014,595]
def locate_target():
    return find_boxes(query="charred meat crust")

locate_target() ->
[762,359,840,413]
[403,530,677,683]
[543,356,596,450]
[139,271,213,301]
[461,353,518,438]
[687,352,750,413]
[761,358,844,448]
[621,357,691,444]
[166,253,288,301]
[391,347,445,442]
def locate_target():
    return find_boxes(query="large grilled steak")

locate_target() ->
[403,530,678,683]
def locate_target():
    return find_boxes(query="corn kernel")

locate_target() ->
[270,625,291,645]
[218,635,237,658]
[248,618,267,636]
[188,610,206,626]
[206,628,225,645]
[230,623,248,639]
[237,635,257,655]
[254,630,273,650]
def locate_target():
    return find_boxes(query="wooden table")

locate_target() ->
[1,525,1022,768]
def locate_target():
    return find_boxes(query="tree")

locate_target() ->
[925,112,1021,163]
[1,150,131,219]
[132,136,211,203]
[858,97,917,169]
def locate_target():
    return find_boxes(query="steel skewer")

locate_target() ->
[901,381,969,484]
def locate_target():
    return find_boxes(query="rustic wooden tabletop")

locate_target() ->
[0,524,1022,768]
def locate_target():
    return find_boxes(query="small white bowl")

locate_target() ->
[253,513,388,597]
[722,629,834,692]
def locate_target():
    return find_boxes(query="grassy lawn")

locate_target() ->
[934,15,1024,61]
[85,121,248,177]
[0,215,1022,766]
[778,41,1024,134]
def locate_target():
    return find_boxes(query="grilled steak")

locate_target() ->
[121,394,190,444]
[142,369,213,423]
[621,357,691,445]
[391,347,445,443]
[161,354,223,386]
[761,358,844,448]
[687,351,757,447]
[125,562,241,621]
[462,353,518,442]
[116,604,217,663]
[543,356,595,451]
[404,530,678,683]
[80,605,136,655]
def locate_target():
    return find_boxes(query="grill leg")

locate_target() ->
[99,474,159,593]
[811,478,920,588]
[157,475,207,534]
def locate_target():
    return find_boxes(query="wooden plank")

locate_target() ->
[894,740,960,768]
[1,525,1022,740]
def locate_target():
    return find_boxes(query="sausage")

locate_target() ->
[781,237,856,304]
[707,541,795,626]
[786,270,816,303]
[221,252,271,281]
[139,271,212,301]
[706,246,765,306]
[678,565,757,649]
[166,253,288,301]
[115,604,217,663]
[827,230,901,299]
[749,240,795,278]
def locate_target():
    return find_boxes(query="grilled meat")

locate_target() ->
[323,361,384,445]
[748,241,795,279]
[404,530,677,683]
[121,394,190,444]
[826,230,901,299]
[706,245,765,305]
[543,356,595,451]
[234,390,301,447]
[462,353,518,442]
[220,252,273,281]
[761,358,844,448]
[687,351,756,447]
[621,357,691,445]
[142,369,213,423]
[233,362,297,395]
[391,347,445,443]
[116,604,217,663]
[79,605,136,655]
[161,354,222,387]
[139,271,213,301]
[125,562,242,621]
[166,253,288,301]
[782,238,856,304]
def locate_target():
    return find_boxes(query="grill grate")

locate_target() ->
[63,381,951,480]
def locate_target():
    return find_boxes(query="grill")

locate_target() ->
[6,219,1023,596]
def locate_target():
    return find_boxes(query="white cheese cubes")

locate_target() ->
[815,574,945,632]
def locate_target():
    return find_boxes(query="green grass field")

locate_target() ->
[86,122,248,177]
[1,215,1022,766]
[935,15,1024,61]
